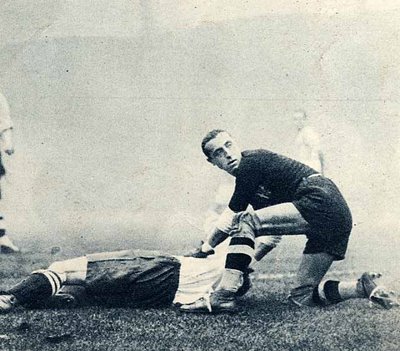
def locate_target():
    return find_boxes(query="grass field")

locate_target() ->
[0,229,399,351]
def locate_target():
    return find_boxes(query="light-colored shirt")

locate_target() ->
[174,243,228,305]
[0,92,13,134]
[294,126,323,173]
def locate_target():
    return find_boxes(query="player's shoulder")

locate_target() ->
[242,149,273,158]
[242,149,284,166]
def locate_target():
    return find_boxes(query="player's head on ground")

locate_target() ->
[293,109,307,129]
[201,129,242,175]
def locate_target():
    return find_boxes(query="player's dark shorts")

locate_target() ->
[293,175,353,260]
[85,252,181,308]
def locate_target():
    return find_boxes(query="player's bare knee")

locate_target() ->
[231,212,258,239]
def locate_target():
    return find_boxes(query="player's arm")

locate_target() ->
[186,174,257,258]
[205,176,257,250]
[185,208,235,258]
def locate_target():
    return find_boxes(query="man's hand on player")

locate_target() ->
[184,241,215,258]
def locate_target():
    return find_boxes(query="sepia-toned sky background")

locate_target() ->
[0,1,399,249]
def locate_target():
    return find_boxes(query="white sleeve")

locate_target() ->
[256,235,282,247]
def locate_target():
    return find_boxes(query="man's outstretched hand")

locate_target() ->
[184,241,215,258]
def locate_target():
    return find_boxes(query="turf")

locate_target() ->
[0,234,399,351]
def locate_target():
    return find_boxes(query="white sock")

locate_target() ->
[338,281,361,299]
[217,269,243,293]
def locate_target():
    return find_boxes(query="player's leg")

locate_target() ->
[218,204,306,304]
[290,271,398,309]
[287,217,396,308]
[244,204,306,270]
[253,235,282,262]
[288,222,351,307]
[0,171,19,253]
[255,203,310,233]
[256,201,343,306]
[288,252,335,306]
[251,203,309,262]
[180,211,258,313]
[297,252,334,286]
[180,203,310,313]
[0,256,87,312]
[288,175,358,307]
[0,214,19,253]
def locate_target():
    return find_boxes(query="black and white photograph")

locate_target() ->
[0,1,399,350]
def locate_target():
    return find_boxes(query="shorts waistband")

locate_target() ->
[296,173,323,190]
[307,173,322,179]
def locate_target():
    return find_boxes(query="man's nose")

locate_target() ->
[224,147,232,158]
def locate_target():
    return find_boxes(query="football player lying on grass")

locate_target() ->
[0,237,397,313]
[0,243,254,312]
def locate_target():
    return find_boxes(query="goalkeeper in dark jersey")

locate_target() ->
[180,129,396,313]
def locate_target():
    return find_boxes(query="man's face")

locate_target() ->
[204,132,242,175]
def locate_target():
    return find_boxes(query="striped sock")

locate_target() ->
[38,270,64,295]
[225,236,255,272]
[218,234,255,292]
[0,215,5,238]
[9,270,64,305]
[313,280,344,305]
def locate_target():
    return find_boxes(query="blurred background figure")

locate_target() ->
[203,173,235,238]
[293,110,325,175]
[0,91,19,253]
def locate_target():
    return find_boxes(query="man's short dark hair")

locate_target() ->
[201,129,227,158]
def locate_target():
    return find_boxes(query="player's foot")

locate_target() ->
[235,268,252,297]
[179,289,237,313]
[0,294,18,313]
[0,235,20,254]
[357,272,398,309]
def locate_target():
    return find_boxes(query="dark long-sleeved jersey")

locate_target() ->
[229,149,317,211]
